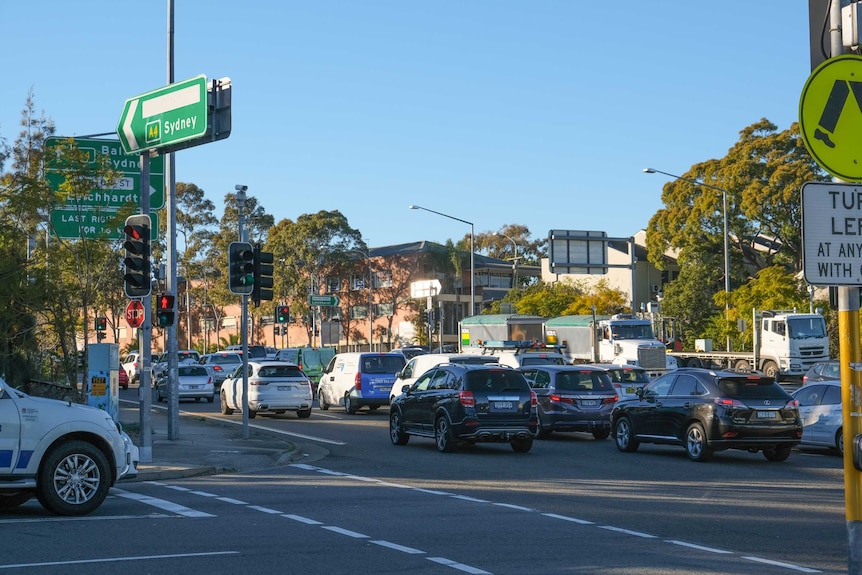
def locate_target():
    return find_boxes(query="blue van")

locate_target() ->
[318,352,406,414]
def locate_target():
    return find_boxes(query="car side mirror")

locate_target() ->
[402,384,410,394]
[636,387,645,400]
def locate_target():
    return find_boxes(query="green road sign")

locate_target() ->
[45,137,165,210]
[50,208,159,241]
[309,295,340,307]
[117,75,208,154]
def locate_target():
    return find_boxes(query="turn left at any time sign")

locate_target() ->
[801,181,862,285]
[799,55,862,181]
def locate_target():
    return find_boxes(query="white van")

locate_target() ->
[389,353,501,402]
[318,352,406,414]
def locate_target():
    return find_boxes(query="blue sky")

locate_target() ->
[1,1,813,250]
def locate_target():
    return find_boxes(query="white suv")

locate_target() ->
[390,353,500,402]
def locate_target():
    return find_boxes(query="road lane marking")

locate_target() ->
[112,488,214,517]
[427,556,492,574]
[372,540,425,554]
[742,556,822,573]
[542,513,594,525]
[283,514,322,525]
[599,525,657,538]
[0,551,238,570]
[322,525,368,538]
[247,505,282,514]
[667,540,733,554]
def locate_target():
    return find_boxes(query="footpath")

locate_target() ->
[118,401,329,482]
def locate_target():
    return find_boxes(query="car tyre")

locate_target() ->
[220,391,234,415]
[762,360,779,379]
[248,409,257,419]
[837,427,844,455]
[685,422,712,462]
[592,428,611,440]
[535,411,552,439]
[511,438,533,453]
[297,408,312,419]
[0,491,32,509]
[613,417,639,452]
[763,445,792,462]
[319,391,330,411]
[36,440,111,516]
[207,394,214,403]
[345,394,357,415]
[434,415,456,453]
[390,409,409,445]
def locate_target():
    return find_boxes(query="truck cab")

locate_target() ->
[596,314,678,375]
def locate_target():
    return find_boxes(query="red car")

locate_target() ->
[119,365,129,390]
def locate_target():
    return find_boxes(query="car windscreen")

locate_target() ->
[555,371,614,391]
[361,355,406,374]
[257,365,305,378]
[465,370,530,393]
[718,377,788,399]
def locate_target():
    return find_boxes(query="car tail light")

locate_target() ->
[213,366,223,373]
[785,399,800,409]
[207,377,213,385]
[602,396,618,405]
[714,397,746,409]
[550,393,574,404]
[530,390,537,408]
[355,372,361,391]
[459,390,475,407]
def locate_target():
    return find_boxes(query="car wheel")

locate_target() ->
[220,391,234,415]
[297,408,312,419]
[319,391,330,411]
[762,360,779,379]
[685,422,712,462]
[36,440,111,516]
[535,410,552,439]
[248,409,257,419]
[838,428,844,455]
[345,394,357,415]
[763,445,792,462]
[592,428,611,440]
[434,415,456,453]
[390,409,409,445]
[613,417,639,452]
[511,438,533,453]
[207,394,214,403]
[0,491,32,509]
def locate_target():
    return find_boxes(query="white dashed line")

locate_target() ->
[247,505,282,514]
[742,556,822,573]
[371,540,425,554]
[112,488,214,517]
[217,497,248,505]
[542,513,594,525]
[599,525,657,538]
[667,540,733,554]
[427,556,492,574]
[283,514,323,525]
[322,526,368,538]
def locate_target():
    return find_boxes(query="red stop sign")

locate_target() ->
[125,300,145,328]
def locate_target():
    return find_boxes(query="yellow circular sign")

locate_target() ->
[799,54,862,181]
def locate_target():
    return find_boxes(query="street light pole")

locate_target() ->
[495,232,519,288]
[643,168,732,352]
[408,205,475,316]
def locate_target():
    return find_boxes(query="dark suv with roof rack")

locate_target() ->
[611,367,802,462]
[389,363,538,453]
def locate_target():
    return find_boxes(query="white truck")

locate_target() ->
[0,376,139,515]
[664,309,830,381]
[545,314,678,376]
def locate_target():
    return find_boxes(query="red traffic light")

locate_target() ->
[157,294,175,310]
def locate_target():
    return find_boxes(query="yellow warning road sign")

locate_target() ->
[799,55,862,181]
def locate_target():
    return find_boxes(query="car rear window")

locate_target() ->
[606,368,650,384]
[258,365,305,378]
[718,377,788,399]
[465,370,530,393]
[456,357,500,365]
[212,354,241,365]
[361,355,406,374]
[555,371,614,391]
[520,356,566,366]
[179,366,208,377]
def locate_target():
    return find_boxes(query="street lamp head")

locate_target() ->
[643,168,656,174]
[235,184,248,192]
[408,205,419,210]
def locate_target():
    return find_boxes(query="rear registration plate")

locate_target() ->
[492,401,515,412]
[580,399,598,407]
[756,410,777,419]
[278,386,291,391]
[625,387,636,394]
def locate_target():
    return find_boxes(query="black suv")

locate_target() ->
[389,364,538,453]
[611,368,802,462]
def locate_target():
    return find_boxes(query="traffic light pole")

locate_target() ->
[236,188,250,440]
[138,155,153,463]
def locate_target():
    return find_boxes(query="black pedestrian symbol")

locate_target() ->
[814,80,862,149]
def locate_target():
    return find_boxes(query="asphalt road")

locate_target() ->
[0,387,849,574]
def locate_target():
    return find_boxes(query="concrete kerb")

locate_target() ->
[118,402,326,482]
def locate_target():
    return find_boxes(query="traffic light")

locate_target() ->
[156,293,175,327]
[228,242,254,295]
[252,244,274,307]
[95,317,107,331]
[276,305,290,323]
[123,214,151,298]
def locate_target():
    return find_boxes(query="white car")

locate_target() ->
[156,364,214,403]
[0,376,138,515]
[152,350,201,380]
[792,381,844,454]
[220,361,313,419]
